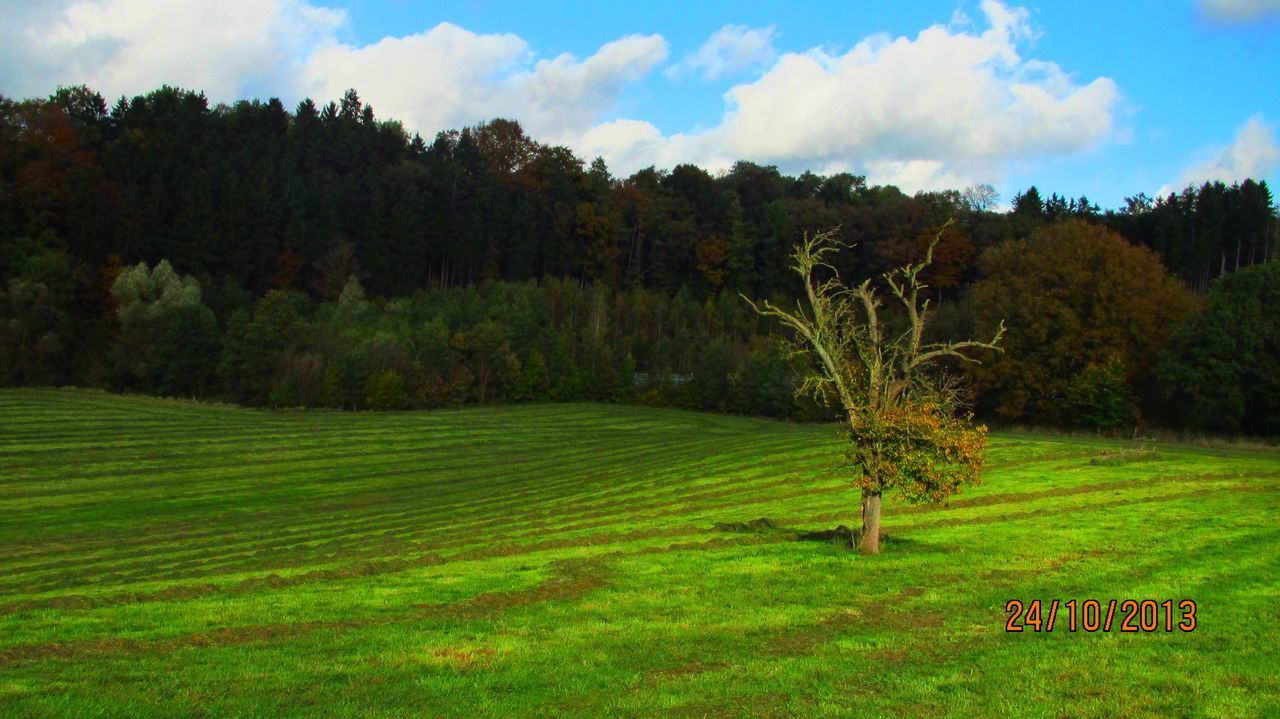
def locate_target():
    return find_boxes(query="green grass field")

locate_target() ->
[1,388,1277,718]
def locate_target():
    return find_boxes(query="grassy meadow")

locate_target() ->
[1,388,1278,718]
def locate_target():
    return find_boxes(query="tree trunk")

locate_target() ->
[858,489,882,554]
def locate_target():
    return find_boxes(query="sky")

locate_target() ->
[2,0,1278,209]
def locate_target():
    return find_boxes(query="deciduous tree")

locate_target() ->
[744,222,1003,554]
[970,220,1196,425]
[111,260,217,393]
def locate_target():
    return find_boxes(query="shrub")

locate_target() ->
[365,369,408,411]
[1065,356,1136,430]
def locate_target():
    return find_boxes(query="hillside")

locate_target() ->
[1,389,1277,717]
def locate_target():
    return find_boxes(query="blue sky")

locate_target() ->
[2,0,1277,209]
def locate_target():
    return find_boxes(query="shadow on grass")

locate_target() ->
[713,516,856,546]
[711,516,938,552]
[796,525,857,548]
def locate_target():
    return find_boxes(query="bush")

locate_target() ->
[415,365,472,408]
[728,344,796,417]
[692,338,731,411]
[1065,356,1136,430]
[365,369,408,411]
[509,349,548,402]
[268,376,304,409]
[318,367,344,408]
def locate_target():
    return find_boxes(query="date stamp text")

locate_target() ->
[1005,599,1197,633]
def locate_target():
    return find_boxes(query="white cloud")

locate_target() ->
[0,2,668,147]
[667,24,778,81]
[1198,0,1280,23]
[0,0,345,101]
[1163,115,1280,194]
[301,24,528,132]
[579,0,1121,193]
[498,33,669,139]
[302,26,667,142]
[577,120,723,173]
[862,160,978,195]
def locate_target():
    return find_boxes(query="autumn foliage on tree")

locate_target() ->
[970,220,1197,427]
[745,223,1003,554]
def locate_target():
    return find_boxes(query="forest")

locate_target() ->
[2,84,1278,435]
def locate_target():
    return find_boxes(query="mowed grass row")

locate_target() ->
[0,388,1277,718]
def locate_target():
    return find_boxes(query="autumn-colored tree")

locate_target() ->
[869,221,977,298]
[970,220,1197,426]
[744,223,1003,554]
[912,223,974,295]
[576,201,623,283]
[269,250,303,290]
[695,235,732,288]
[472,118,539,177]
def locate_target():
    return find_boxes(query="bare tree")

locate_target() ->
[961,184,1000,213]
[744,222,1004,554]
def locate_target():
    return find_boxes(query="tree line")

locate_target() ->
[2,85,1277,435]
